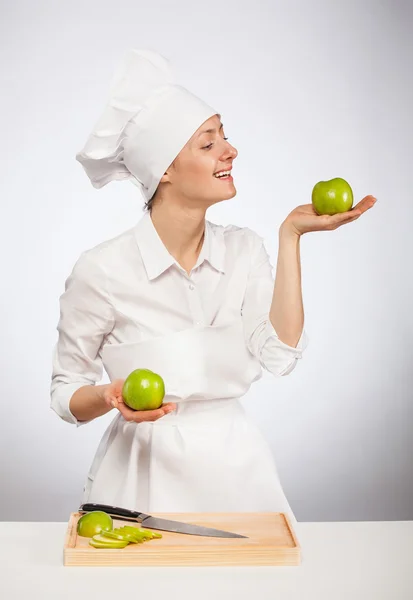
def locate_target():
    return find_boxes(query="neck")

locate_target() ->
[149,203,206,269]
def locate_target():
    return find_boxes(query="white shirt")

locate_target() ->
[50,211,308,425]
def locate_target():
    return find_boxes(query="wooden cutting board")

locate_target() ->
[64,511,301,566]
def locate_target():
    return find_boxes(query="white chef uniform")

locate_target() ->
[51,210,308,529]
[52,48,309,529]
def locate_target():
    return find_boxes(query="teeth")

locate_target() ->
[214,171,231,178]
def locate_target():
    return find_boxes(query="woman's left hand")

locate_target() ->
[281,195,377,237]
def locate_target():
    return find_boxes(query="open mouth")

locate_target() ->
[213,170,233,181]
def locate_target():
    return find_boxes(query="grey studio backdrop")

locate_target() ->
[1,0,412,522]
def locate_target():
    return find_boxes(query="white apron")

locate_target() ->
[81,317,298,529]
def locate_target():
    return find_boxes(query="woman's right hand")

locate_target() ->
[101,379,177,423]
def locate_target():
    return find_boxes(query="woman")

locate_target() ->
[51,50,376,529]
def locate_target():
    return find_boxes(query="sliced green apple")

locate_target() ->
[101,529,144,543]
[77,511,113,538]
[117,527,148,542]
[90,534,129,548]
[89,539,129,549]
[120,525,162,539]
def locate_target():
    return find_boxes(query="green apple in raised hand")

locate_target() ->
[312,178,353,215]
[122,368,165,411]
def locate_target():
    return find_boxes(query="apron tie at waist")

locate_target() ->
[122,397,246,428]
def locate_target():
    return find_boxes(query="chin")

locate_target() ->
[214,186,237,204]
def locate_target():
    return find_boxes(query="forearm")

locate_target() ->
[69,384,112,422]
[269,224,304,347]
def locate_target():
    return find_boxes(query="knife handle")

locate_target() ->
[79,502,148,522]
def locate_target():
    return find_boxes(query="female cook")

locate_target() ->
[50,49,376,529]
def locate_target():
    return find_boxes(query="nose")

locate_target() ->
[222,140,238,161]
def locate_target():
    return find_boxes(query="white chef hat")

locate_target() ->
[75,49,219,201]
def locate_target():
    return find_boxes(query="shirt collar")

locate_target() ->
[134,211,226,281]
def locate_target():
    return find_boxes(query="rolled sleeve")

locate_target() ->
[50,253,114,426]
[241,229,309,377]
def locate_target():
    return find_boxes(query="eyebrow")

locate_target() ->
[197,122,224,137]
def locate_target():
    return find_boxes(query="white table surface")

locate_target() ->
[1,520,412,599]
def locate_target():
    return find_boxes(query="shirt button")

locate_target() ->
[189,283,195,290]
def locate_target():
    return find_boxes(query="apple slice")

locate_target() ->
[120,525,162,539]
[102,529,144,543]
[119,526,152,540]
[116,527,148,542]
[90,534,129,548]
[89,539,129,549]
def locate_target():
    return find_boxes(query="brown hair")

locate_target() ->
[143,159,177,212]
[143,195,155,213]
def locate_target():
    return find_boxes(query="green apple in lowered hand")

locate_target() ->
[122,369,165,411]
[312,178,353,215]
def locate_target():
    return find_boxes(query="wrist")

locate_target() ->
[279,221,301,242]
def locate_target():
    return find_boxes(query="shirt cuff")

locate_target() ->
[264,320,309,354]
[259,320,309,376]
[50,382,93,427]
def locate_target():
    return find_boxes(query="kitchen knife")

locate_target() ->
[79,503,248,538]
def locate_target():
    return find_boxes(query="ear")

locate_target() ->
[158,173,170,185]
[159,161,176,184]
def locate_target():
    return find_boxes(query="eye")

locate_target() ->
[203,137,229,150]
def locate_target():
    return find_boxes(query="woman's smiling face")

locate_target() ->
[153,113,239,210]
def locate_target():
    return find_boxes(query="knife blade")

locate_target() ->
[78,503,248,538]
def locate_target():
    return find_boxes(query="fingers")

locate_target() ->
[323,196,376,230]
[115,401,177,424]
[353,195,377,214]
[102,380,125,409]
